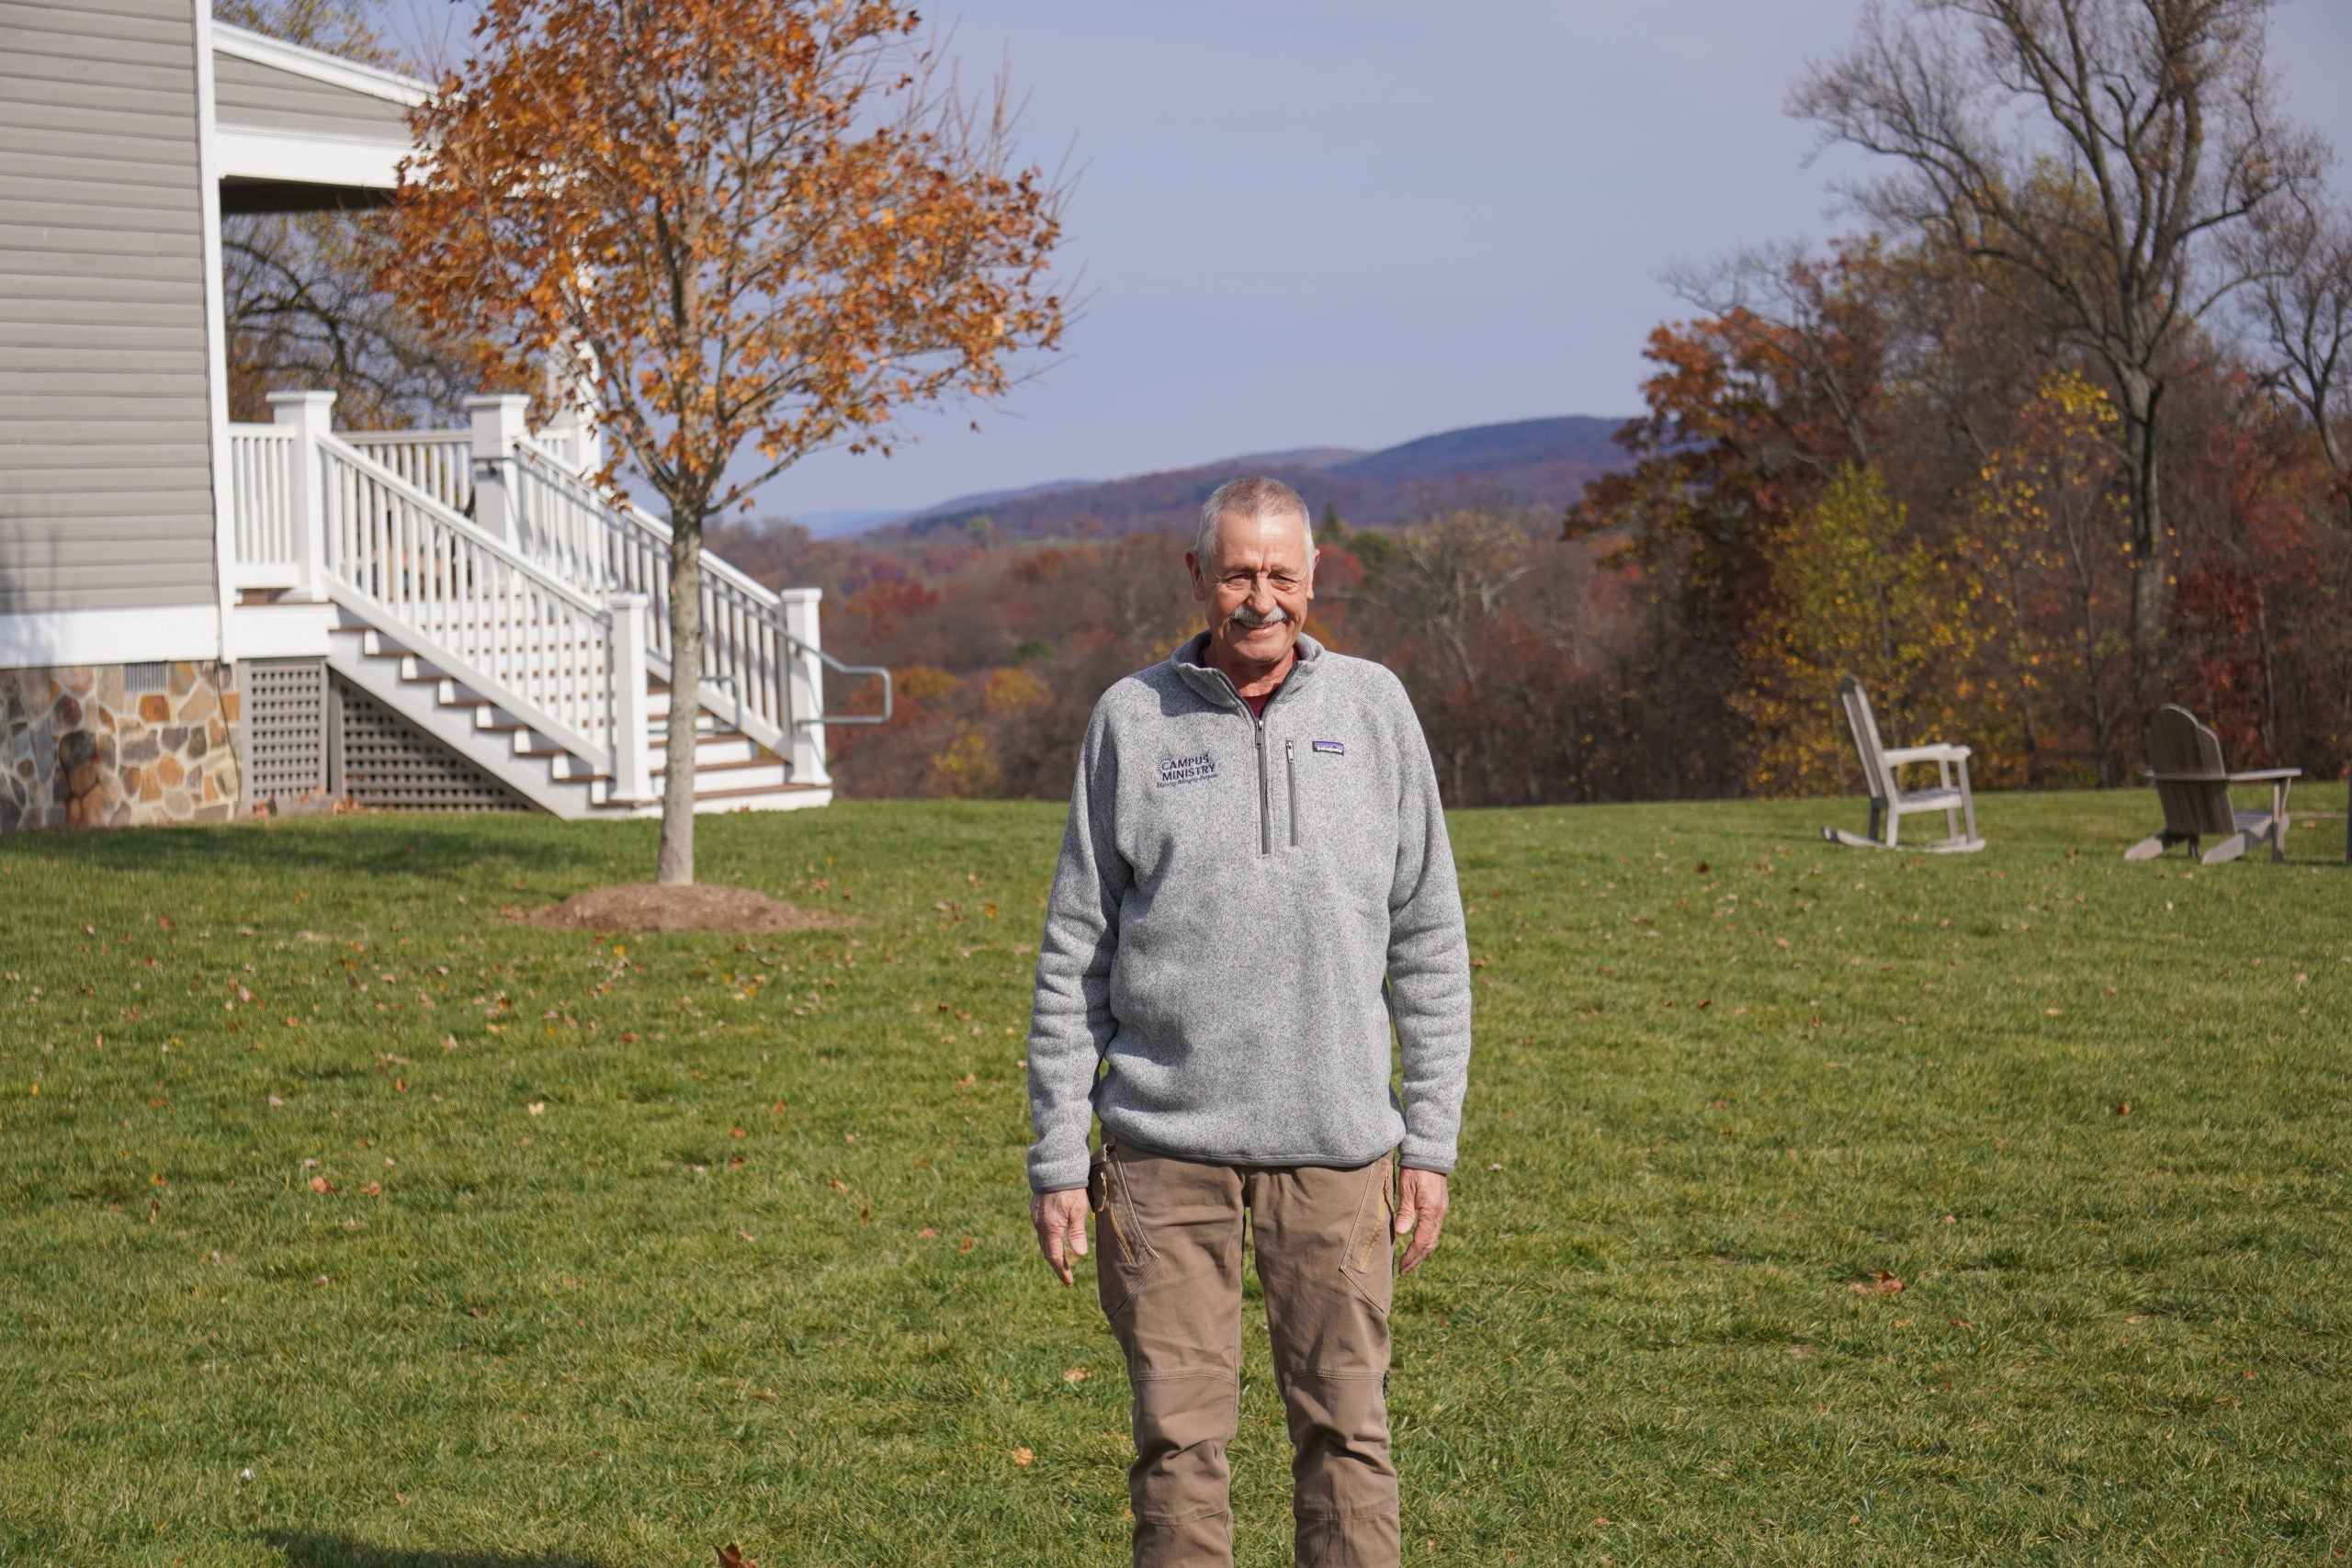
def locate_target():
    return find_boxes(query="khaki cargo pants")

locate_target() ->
[1088,1135,1400,1568]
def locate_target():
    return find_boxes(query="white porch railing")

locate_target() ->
[227,425,300,589]
[507,439,808,750]
[317,431,624,772]
[345,429,473,517]
[225,387,887,800]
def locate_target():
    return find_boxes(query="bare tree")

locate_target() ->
[1665,240,1891,474]
[222,216,479,423]
[1792,0,2326,700]
[216,0,483,425]
[2235,194,2352,492]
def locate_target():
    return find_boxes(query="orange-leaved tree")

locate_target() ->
[382,0,1066,883]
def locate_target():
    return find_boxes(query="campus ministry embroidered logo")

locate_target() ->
[1157,752,1218,786]
[1311,739,1345,755]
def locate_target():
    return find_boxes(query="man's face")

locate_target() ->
[1188,507,1316,671]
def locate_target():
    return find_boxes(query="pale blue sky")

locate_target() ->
[386,1,2352,523]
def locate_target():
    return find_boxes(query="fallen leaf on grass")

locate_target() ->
[1065,1367,1090,1383]
[1011,1447,1034,1466]
[266,1095,286,1108]
[360,1181,382,1197]
[1849,1271,1905,1294]
[2113,1101,2131,1117]
[959,1235,977,1253]
[714,1545,760,1568]
[309,1176,336,1193]
[918,1227,942,1238]
[526,1101,546,1116]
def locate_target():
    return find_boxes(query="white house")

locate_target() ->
[0,2,881,829]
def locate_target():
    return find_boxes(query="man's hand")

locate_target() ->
[1393,1167,1450,1275]
[1031,1187,1089,1286]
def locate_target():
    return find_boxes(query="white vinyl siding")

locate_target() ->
[0,0,219,618]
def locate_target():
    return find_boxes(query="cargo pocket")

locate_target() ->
[1091,1142,1151,1326]
[1338,1154,1395,1321]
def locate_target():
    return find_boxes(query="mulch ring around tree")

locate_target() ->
[505,882,841,934]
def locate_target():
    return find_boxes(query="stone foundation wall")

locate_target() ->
[0,661,242,831]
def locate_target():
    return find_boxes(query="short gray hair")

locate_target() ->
[1194,477,1316,570]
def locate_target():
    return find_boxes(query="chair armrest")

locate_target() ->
[1883,744,1971,765]
[2147,767,2301,783]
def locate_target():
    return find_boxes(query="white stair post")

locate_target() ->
[778,586,831,786]
[466,393,532,545]
[266,389,335,599]
[606,591,653,802]
[540,335,606,476]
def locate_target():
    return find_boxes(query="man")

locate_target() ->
[1023,476,1474,1567]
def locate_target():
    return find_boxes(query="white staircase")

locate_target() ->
[223,390,888,818]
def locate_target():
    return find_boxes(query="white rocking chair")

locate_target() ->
[1820,675,1984,852]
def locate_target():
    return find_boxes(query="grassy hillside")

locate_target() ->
[1,788,2346,1565]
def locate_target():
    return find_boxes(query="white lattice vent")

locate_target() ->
[334,679,529,813]
[243,660,327,802]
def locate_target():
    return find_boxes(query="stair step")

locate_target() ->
[675,780,826,804]
[651,756,787,779]
[648,728,752,749]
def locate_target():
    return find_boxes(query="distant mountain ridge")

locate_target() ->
[836,414,1631,543]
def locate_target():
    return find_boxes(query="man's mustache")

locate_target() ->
[1232,602,1289,627]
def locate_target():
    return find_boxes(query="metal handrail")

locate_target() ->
[799,645,892,728]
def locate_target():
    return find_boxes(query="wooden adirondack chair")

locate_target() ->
[1820,676,1984,852]
[2124,705,2300,864]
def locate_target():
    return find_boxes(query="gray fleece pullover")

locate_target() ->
[1023,627,1474,1194]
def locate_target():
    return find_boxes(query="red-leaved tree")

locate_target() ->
[383,0,1066,882]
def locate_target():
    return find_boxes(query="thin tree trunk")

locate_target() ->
[2119,376,2165,718]
[656,512,705,886]
[2255,584,2280,761]
[2003,564,2043,788]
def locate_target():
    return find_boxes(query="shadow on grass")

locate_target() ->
[0,815,631,886]
[265,1530,613,1568]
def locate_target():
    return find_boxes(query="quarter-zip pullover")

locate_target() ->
[1023,628,1474,1193]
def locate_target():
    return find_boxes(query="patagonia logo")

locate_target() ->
[1311,739,1345,754]
[1157,752,1218,786]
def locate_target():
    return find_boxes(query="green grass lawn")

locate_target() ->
[2,786,2346,1566]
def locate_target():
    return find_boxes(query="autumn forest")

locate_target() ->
[227,0,2352,810]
